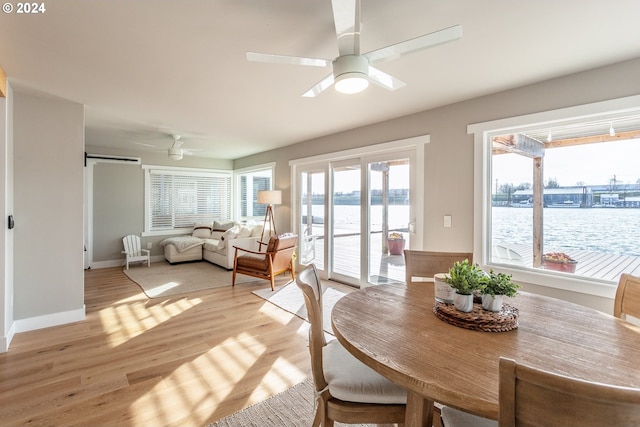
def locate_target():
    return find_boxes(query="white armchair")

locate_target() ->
[122,235,150,269]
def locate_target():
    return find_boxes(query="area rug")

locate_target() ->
[252,281,351,334]
[207,378,379,427]
[124,261,254,298]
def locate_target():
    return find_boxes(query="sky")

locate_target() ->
[493,138,640,188]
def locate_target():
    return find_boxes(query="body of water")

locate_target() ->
[304,205,640,256]
[492,206,640,256]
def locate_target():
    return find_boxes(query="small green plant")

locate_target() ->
[445,259,488,295]
[482,269,520,297]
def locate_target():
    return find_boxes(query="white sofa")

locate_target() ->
[161,221,264,270]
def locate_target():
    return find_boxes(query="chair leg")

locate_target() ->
[232,269,236,287]
[270,274,275,291]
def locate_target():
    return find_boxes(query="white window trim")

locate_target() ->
[468,94,640,299]
[142,164,233,237]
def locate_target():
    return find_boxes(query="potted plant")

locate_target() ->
[481,269,520,312]
[542,252,578,273]
[387,232,405,255]
[445,259,488,312]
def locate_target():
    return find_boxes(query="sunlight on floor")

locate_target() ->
[97,297,203,348]
[129,331,307,426]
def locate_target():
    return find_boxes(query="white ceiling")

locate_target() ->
[1,0,639,160]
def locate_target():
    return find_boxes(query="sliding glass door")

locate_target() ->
[330,160,362,284]
[296,148,416,288]
[367,155,412,285]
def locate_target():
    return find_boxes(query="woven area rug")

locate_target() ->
[207,378,381,427]
[252,281,352,334]
[124,261,254,298]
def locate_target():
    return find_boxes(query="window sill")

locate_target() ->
[483,262,617,300]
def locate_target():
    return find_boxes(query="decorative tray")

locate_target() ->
[433,301,519,332]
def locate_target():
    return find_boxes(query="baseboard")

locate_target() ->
[90,255,164,270]
[14,306,86,333]
[1,322,16,353]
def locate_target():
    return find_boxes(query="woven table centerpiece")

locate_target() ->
[433,301,519,332]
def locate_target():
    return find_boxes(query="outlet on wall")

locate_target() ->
[444,215,452,228]
[147,242,152,250]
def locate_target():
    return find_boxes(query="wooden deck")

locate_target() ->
[492,243,640,282]
[302,233,640,286]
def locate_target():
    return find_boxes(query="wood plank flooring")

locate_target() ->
[0,267,311,426]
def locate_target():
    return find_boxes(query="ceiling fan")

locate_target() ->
[246,0,462,97]
[132,134,200,160]
[168,134,184,160]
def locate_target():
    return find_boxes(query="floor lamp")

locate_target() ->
[257,190,281,245]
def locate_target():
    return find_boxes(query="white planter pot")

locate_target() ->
[434,273,455,303]
[453,293,474,312]
[482,294,503,312]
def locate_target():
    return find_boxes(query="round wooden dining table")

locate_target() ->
[331,282,640,426]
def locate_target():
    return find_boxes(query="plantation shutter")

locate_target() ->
[148,169,231,231]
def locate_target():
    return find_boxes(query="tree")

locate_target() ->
[545,178,560,189]
[499,183,516,204]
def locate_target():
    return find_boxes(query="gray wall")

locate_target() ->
[13,90,84,320]
[93,162,143,261]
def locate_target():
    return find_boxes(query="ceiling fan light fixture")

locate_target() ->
[335,72,369,94]
[332,55,370,95]
[168,147,183,160]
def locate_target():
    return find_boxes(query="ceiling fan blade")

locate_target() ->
[246,52,330,67]
[302,73,335,98]
[367,66,406,91]
[364,24,462,64]
[132,141,164,149]
[331,0,361,55]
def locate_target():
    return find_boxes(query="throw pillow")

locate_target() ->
[213,220,235,232]
[237,225,252,238]
[217,226,239,250]
[250,224,264,238]
[192,223,213,239]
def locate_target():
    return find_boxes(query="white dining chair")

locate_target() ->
[295,264,413,426]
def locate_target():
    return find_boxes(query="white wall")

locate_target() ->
[12,89,85,328]
[0,82,14,352]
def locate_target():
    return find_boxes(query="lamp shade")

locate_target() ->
[257,190,281,205]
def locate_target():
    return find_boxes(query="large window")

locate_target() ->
[234,164,274,222]
[471,96,640,294]
[144,166,232,235]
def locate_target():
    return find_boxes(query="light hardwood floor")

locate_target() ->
[0,267,311,426]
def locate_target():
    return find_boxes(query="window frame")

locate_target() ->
[233,162,276,223]
[469,94,640,299]
[142,165,232,237]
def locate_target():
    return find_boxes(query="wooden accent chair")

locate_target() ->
[403,249,472,285]
[614,273,640,321]
[121,235,150,270]
[232,234,298,291]
[442,357,640,427]
[295,264,410,427]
